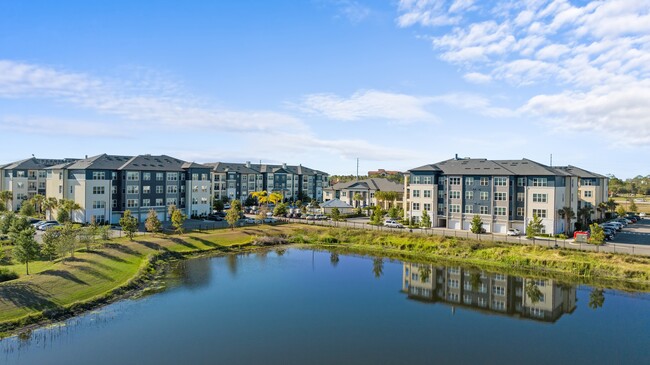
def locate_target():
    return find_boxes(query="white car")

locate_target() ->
[640,212,646,218]
[263,217,277,223]
[384,220,404,228]
[506,229,521,236]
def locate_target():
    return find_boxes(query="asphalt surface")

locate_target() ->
[609,218,650,245]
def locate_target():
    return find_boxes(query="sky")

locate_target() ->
[1,0,649,179]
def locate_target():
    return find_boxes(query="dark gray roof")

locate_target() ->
[408,164,442,173]
[64,154,133,170]
[555,165,605,178]
[204,162,259,174]
[119,155,200,171]
[1,157,74,170]
[435,158,512,176]
[321,199,353,209]
[494,159,559,176]
[204,162,327,176]
[58,154,206,171]
[330,178,402,193]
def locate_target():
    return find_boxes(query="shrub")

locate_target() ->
[0,267,19,282]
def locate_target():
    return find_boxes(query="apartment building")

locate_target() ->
[323,178,403,209]
[402,263,576,323]
[204,161,328,203]
[404,157,607,235]
[45,154,211,224]
[556,165,609,220]
[0,157,78,211]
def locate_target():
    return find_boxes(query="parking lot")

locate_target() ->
[610,218,650,245]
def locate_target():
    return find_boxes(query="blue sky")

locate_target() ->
[1,0,649,178]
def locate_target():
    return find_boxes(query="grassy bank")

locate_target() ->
[2,223,650,336]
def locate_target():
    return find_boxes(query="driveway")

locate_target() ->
[610,218,650,246]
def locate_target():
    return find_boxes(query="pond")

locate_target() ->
[2,248,649,365]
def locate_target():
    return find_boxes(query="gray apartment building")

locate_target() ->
[45,154,212,224]
[205,161,328,203]
[405,157,608,235]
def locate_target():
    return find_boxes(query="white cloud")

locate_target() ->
[297,90,439,123]
[336,0,371,24]
[463,72,492,84]
[396,0,463,27]
[0,115,132,138]
[430,93,516,118]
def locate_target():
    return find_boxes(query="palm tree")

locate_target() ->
[352,193,363,208]
[588,288,605,310]
[606,198,617,213]
[597,202,608,220]
[31,194,45,216]
[0,191,12,211]
[375,191,399,210]
[372,258,384,278]
[577,206,594,229]
[42,197,59,220]
[60,199,82,223]
[557,207,576,235]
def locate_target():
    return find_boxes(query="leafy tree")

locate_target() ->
[372,258,384,278]
[526,214,543,238]
[213,199,225,212]
[374,191,399,210]
[58,223,80,259]
[56,208,70,223]
[252,190,283,207]
[9,216,31,235]
[41,229,60,261]
[295,200,303,209]
[0,191,12,211]
[19,202,36,217]
[168,204,177,220]
[419,265,432,283]
[470,215,483,234]
[244,195,256,207]
[615,205,627,218]
[606,198,617,212]
[469,272,482,291]
[171,209,186,235]
[12,228,40,275]
[119,210,138,240]
[0,212,16,234]
[588,288,605,310]
[557,207,576,235]
[628,199,638,213]
[420,209,431,228]
[370,206,383,225]
[257,206,269,222]
[330,207,341,221]
[588,223,605,245]
[226,200,242,230]
[597,202,608,220]
[145,209,162,236]
[310,199,320,208]
[273,202,288,216]
[330,253,340,267]
[387,206,400,220]
[525,280,543,304]
[220,196,230,204]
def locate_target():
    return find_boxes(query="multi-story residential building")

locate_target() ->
[45,154,211,224]
[0,157,78,211]
[402,263,576,323]
[204,161,328,203]
[404,157,607,235]
[324,178,403,209]
[556,165,609,220]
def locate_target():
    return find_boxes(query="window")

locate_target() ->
[167,185,178,194]
[438,190,444,198]
[438,177,445,186]
[156,186,163,194]
[167,173,178,181]
[342,191,347,197]
[517,207,524,216]
[126,185,139,194]
[495,192,507,201]
[449,191,461,199]
[192,173,199,181]
[465,177,474,186]
[412,190,420,198]
[584,191,593,197]
[581,179,593,186]
[480,206,488,214]
[517,177,526,187]
[167,198,177,206]
[494,207,506,216]
[465,205,473,213]
[532,209,547,218]
[423,190,431,198]
[437,203,445,213]
[480,177,489,186]
[493,286,505,296]
[92,201,106,209]
[192,197,198,205]
[412,202,420,210]
[480,192,488,200]
[91,215,105,223]
[59,185,63,194]
[201,173,208,181]
[449,177,461,185]
[142,199,150,207]
[17,171,25,177]
[201,185,208,192]
[532,193,547,202]
[192,185,199,193]
[423,176,432,184]
[517,192,524,202]
[126,172,139,181]
[112,172,117,180]
[143,186,150,194]
[92,171,105,180]
[156,173,164,181]
[465,191,474,200]
[39,171,47,178]
[412,176,421,184]
[155,198,163,206]
[126,199,138,208]
[423,203,431,211]
[112,199,117,208]
[201,197,208,204]
[92,186,105,195]
[532,178,548,187]
[494,177,507,186]
[449,204,461,213]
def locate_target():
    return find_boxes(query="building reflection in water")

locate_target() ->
[402,263,576,323]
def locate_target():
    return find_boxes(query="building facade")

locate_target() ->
[45,154,211,224]
[324,178,404,209]
[1,157,78,211]
[404,157,608,235]
[205,161,328,204]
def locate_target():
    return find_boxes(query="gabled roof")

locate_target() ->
[407,164,442,173]
[203,162,328,176]
[118,155,192,171]
[555,165,605,178]
[330,178,402,193]
[63,154,133,170]
[1,157,73,170]
[321,198,353,209]
[435,158,511,176]
[493,159,559,176]
[204,162,259,174]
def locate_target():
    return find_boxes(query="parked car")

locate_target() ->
[384,220,404,228]
[39,222,61,231]
[35,220,58,230]
[306,215,316,220]
[640,212,646,217]
[263,217,277,224]
[506,228,521,236]
[240,218,256,225]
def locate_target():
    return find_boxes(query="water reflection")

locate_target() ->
[172,257,212,289]
[402,263,577,323]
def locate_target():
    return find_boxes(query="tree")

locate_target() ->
[213,199,225,212]
[145,209,162,236]
[387,206,400,220]
[226,200,242,230]
[60,199,81,223]
[295,200,303,210]
[252,190,282,207]
[526,214,543,238]
[56,208,70,223]
[374,191,399,210]
[58,223,80,259]
[171,209,186,235]
[577,206,594,229]
[12,228,40,275]
[330,253,340,267]
[330,207,341,221]
[31,194,45,216]
[0,191,12,211]
[352,193,363,208]
[420,209,431,228]
[243,195,256,208]
[372,258,384,278]
[470,215,483,234]
[588,288,605,310]
[628,199,638,213]
[119,210,138,240]
[525,280,543,304]
[41,229,60,261]
[19,202,35,217]
[370,205,383,225]
[606,198,617,212]
[419,265,432,283]
[597,202,608,220]
[557,207,576,235]
[0,212,16,234]
[42,197,58,220]
[273,202,288,216]
[615,205,627,218]
[588,223,605,245]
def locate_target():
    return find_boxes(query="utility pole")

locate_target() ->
[550,154,553,167]
[356,158,359,181]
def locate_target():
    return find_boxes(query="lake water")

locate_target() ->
[2,248,649,365]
